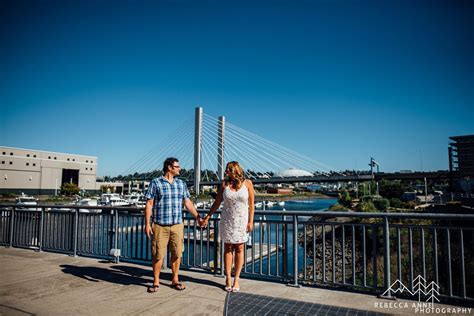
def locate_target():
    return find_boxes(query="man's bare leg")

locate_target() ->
[152,258,163,286]
[171,256,181,284]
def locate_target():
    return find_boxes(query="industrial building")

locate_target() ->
[449,135,474,193]
[0,146,97,195]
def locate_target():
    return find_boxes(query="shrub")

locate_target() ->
[373,198,390,211]
[329,203,348,212]
[358,201,377,212]
[338,189,352,207]
[389,198,403,208]
[61,183,80,196]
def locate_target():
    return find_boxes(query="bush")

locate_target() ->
[373,198,390,211]
[61,183,80,196]
[338,189,352,207]
[329,203,349,212]
[389,198,403,208]
[379,180,406,200]
[358,201,377,212]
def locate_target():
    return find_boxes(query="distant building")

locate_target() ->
[0,146,97,195]
[267,188,293,194]
[277,168,313,177]
[448,135,474,193]
[95,180,125,194]
[449,135,474,176]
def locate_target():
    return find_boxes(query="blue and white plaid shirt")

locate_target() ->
[145,176,191,225]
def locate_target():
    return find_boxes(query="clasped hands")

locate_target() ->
[197,216,209,228]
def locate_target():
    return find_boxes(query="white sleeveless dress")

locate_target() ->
[220,185,249,244]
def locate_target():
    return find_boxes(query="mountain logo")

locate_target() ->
[382,275,440,303]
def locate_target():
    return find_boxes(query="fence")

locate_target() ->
[0,205,473,304]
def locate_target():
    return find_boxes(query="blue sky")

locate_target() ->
[1,0,473,176]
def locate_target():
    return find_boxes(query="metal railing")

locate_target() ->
[0,204,473,303]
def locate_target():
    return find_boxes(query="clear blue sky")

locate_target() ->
[1,0,473,176]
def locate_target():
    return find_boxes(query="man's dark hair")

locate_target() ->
[163,157,179,173]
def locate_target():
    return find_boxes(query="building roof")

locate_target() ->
[449,135,474,142]
[277,168,313,177]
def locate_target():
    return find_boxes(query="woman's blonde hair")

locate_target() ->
[225,161,245,188]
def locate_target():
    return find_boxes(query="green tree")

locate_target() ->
[373,198,390,211]
[100,184,114,193]
[338,189,352,207]
[379,180,406,200]
[61,183,80,196]
[358,201,377,212]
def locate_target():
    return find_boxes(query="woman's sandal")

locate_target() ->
[171,282,186,291]
[224,277,232,292]
[147,284,159,293]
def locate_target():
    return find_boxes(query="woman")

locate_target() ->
[202,161,255,292]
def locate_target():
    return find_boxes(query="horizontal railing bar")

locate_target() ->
[4,205,474,220]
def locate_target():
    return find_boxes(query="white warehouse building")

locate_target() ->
[0,146,97,195]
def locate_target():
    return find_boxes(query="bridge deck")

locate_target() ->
[0,247,466,315]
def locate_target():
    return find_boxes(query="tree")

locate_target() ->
[379,180,406,200]
[61,183,80,196]
[338,189,352,207]
[373,198,390,211]
[358,201,377,212]
[100,184,114,193]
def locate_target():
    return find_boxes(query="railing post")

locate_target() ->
[288,214,300,287]
[9,207,15,247]
[380,216,392,298]
[220,235,225,277]
[114,210,119,263]
[73,208,78,257]
[38,207,44,252]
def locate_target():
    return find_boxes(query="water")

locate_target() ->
[259,198,337,211]
[75,198,338,278]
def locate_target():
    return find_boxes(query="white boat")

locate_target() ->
[265,201,275,207]
[255,202,263,208]
[108,197,130,207]
[100,193,121,205]
[126,194,146,208]
[278,201,285,207]
[15,194,39,211]
[76,198,101,213]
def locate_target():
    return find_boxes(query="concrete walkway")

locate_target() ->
[0,248,469,315]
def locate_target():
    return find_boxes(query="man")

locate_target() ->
[144,157,203,293]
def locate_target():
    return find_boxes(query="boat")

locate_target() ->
[15,194,39,211]
[108,197,131,207]
[278,201,285,207]
[126,194,146,208]
[255,202,263,208]
[76,198,101,213]
[100,193,121,205]
[265,201,275,207]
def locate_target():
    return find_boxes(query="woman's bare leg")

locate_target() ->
[233,243,244,288]
[224,243,234,287]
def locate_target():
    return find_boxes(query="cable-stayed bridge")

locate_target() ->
[121,107,448,192]
[121,107,350,191]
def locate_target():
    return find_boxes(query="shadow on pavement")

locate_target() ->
[60,264,224,290]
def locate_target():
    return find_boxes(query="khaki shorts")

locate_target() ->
[151,223,184,261]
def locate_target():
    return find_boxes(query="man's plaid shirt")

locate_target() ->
[145,176,191,225]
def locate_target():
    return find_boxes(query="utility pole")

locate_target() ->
[194,107,203,195]
[217,116,225,180]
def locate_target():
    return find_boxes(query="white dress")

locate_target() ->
[219,184,249,244]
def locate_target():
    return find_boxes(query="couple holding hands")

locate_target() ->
[144,158,254,293]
